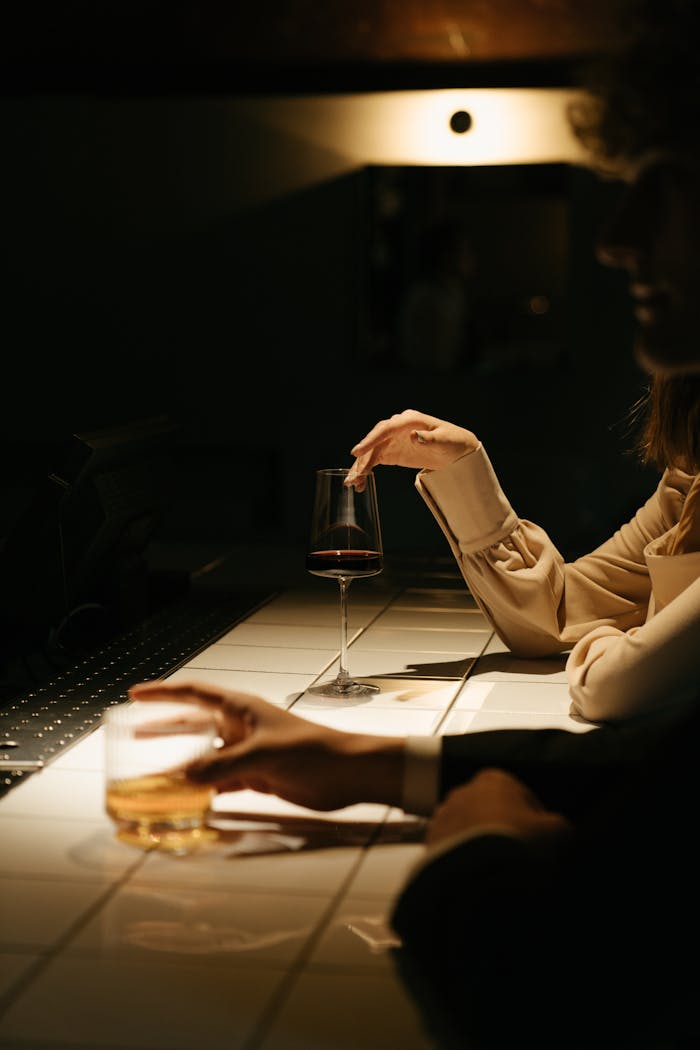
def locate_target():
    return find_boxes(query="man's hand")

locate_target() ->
[426,768,572,847]
[128,680,404,812]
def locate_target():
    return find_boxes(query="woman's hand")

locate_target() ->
[128,679,405,811]
[347,409,478,487]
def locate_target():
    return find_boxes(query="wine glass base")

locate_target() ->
[307,679,381,698]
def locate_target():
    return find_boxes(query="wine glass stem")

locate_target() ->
[337,576,351,686]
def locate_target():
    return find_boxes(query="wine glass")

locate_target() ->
[306,468,383,697]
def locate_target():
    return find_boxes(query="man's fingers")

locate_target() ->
[129,680,262,713]
[186,744,270,789]
[129,681,223,709]
[185,743,262,785]
[133,713,217,737]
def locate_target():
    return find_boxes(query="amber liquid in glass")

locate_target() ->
[106,773,214,852]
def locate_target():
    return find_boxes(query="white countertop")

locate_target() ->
[0,583,590,1050]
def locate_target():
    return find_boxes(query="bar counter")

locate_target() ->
[0,581,592,1049]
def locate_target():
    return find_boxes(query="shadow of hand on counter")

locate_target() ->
[469,652,569,678]
[368,657,476,680]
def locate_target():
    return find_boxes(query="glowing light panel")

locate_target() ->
[233,88,590,167]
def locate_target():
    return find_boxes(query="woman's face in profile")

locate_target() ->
[596,151,700,376]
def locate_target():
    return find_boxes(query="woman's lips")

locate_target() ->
[631,282,668,324]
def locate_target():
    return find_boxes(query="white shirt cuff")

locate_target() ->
[403,736,442,816]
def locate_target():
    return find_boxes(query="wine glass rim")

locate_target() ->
[316,467,373,478]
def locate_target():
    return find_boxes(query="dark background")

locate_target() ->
[1,96,654,543]
[0,53,657,687]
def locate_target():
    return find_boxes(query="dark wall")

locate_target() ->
[1,95,657,583]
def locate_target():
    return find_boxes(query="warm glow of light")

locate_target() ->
[529,294,551,314]
[233,88,590,167]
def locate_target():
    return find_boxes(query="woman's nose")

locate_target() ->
[596,187,647,272]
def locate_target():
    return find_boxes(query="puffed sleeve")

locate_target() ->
[415,445,678,657]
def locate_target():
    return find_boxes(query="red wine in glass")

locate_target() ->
[306,469,383,697]
[306,549,383,579]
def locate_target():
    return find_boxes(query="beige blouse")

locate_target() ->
[416,444,700,723]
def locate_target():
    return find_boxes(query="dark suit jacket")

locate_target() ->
[391,697,700,1049]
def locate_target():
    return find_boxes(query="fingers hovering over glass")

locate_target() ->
[347,409,448,482]
[130,711,218,738]
[347,414,406,485]
[128,680,261,746]
[129,680,228,709]
[345,462,370,490]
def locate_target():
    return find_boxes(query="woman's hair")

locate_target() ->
[633,376,700,474]
[569,0,700,174]
[570,0,700,473]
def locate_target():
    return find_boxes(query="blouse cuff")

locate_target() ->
[415,444,519,554]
